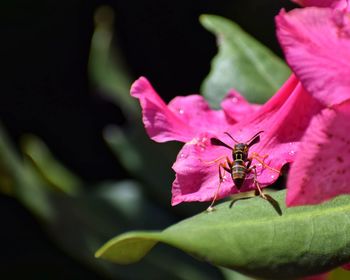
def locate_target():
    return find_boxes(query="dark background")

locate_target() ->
[0,0,295,278]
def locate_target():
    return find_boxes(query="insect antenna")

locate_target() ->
[247,131,264,147]
[224,132,239,143]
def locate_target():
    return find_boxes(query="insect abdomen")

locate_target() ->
[232,163,246,189]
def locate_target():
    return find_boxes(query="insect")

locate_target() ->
[206,131,277,211]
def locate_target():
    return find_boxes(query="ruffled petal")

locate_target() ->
[170,75,325,205]
[292,0,349,9]
[168,95,230,135]
[171,133,255,205]
[221,89,261,123]
[232,75,324,186]
[131,77,236,143]
[131,77,193,142]
[286,101,350,206]
[276,8,350,106]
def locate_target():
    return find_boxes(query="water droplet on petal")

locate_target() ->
[195,136,210,152]
[288,150,296,156]
[270,174,276,180]
[179,108,184,115]
[288,142,296,147]
[231,97,238,103]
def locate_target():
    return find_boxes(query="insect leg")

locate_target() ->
[248,165,267,200]
[246,158,252,169]
[250,152,280,175]
[207,161,231,212]
[200,155,227,165]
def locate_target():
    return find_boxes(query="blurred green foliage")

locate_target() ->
[0,125,221,279]
[89,6,138,119]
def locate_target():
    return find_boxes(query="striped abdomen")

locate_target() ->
[231,160,246,189]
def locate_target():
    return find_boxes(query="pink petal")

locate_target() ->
[168,95,229,135]
[171,75,325,205]
[171,133,256,205]
[276,7,350,106]
[286,101,350,206]
[131,77,193,142]
[221,89,261,123]
[342,263,350,270]
[233,75,324,185]
[131,77,235,143]
[292,0,349,9]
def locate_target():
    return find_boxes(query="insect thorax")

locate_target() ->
[233,143,248,162]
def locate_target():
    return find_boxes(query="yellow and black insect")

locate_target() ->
[207,131,269,211]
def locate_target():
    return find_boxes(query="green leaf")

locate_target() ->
[200,15,290,107]
[219,268,257,280]
[21,134,82,195]
[96,190,350,279]
[89,6,138,118]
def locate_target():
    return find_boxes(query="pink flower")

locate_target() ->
[131,0,350,207]
[292,0,349,9]
[276,0,350,206]
[131,76,323,205]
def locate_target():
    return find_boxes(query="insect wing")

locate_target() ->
[210,138,232,150]
[247,131,264,147]
[248,135,260,147]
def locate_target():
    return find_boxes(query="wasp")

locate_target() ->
[206,131,277,211]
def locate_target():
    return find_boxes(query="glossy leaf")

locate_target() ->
[96,190,350,279]
[220,268,257,280]
[200,15,290,107]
